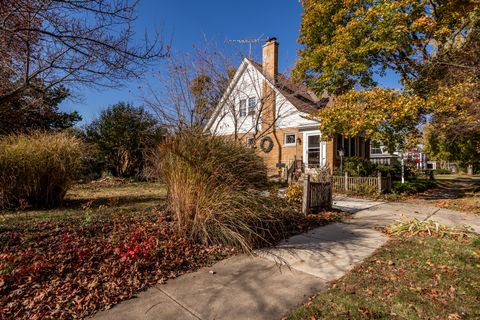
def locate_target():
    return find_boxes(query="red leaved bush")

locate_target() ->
[114,229,158,262]
[0,210,233,319]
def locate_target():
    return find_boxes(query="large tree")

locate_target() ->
[420,25,480,168]
[315,89,425,152]
[294,0,479,93]
[0,80,81,135]
[0,0,167,106]
[295,0,480,152]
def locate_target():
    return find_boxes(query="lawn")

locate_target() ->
[0,180,340,319]
[433,175,480,215]
[436,196,480,215]
[0,179,167,224]
[287,232,480,320]
[0,180,235,319]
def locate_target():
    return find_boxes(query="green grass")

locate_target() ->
[392,179,437,195]
[287,236,480,320]
[0,181,167,225]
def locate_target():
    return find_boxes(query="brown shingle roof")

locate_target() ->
[247,59,331,114]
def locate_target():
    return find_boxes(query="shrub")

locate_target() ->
[354,183,378,195]
[376,163,416,181]
[376,164,399,179]
[85,102,164,178]
[392,180,437,195]
[434,168,452,175]
[0,132,85,209]
[286,183,303,204]
[154,129,294,252]
[343,157,377,177]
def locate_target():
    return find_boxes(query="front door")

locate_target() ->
[303,131,326,169]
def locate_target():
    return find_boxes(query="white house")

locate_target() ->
[206,37,370,175]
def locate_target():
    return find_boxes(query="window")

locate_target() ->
[350,137,356,156]
[337,134,360,157]
[371,142,382,155]
[284,133,296,146]
[239,99,246,117]
[307,134,321,167]
[248,97,256,115]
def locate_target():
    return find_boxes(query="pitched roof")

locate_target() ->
[247,59,331,114]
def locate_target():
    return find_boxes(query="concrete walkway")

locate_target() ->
[334,196,480,233]
[94,198,478,320]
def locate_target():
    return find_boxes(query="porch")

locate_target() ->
[282,130,370,178]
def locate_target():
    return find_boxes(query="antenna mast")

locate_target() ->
[225,34,265,58]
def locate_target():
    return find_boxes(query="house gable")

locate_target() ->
[206,58,320,136]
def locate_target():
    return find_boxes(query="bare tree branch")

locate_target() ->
[0,0,168,105]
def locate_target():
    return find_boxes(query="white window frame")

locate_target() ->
[302,130,326,168]
[284,133,297,147]
[248,97,256,115]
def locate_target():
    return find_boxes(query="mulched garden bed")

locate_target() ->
[0,208,342,319]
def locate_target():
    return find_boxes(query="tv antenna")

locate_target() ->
[225,34,266,58]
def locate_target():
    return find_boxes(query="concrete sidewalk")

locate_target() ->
[333,197,480,233]
[94,198,478,320]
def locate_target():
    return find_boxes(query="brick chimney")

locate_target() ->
[261,37,278,136]
[262,37,278,83]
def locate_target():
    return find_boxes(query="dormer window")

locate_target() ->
[248,97,257,115]
[239,99,246,117]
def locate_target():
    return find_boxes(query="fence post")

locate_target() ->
[327,175,333,210]
[344,172,348,192]
[377,171,382,193]
[302,175,310,215]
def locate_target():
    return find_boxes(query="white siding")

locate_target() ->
[209,63,263,135]
[276,94,319,128]
[209,60,319,136]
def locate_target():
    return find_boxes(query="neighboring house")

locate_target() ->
[405,146,428,170]
[369,142,400,166]
[206,37,369,176]
[370,142,429,170]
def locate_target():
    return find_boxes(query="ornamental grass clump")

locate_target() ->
[385,218,473,241]
[0,132,85,209]
[156,129,295,252]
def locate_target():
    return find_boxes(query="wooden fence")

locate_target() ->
[332,172,391,194]
[302,175,333,214]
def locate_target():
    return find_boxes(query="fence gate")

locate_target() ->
[302,172,333,214]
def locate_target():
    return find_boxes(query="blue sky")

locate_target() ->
[61,0,402,124]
